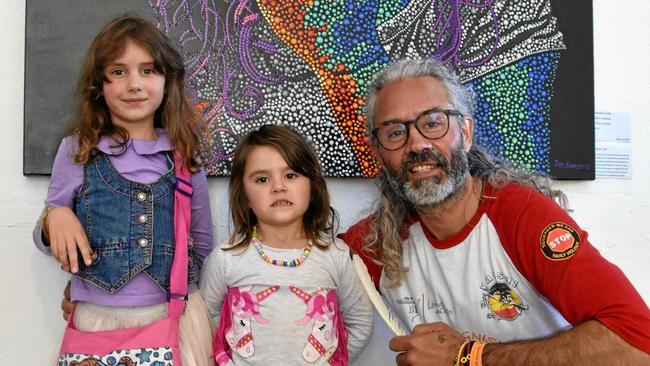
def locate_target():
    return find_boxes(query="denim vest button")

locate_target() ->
[138,214,148,223]
[137,192,147,201]
[138,238,148,247]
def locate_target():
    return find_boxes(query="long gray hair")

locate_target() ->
[364,59,567,288]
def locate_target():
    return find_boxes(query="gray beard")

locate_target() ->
[383,140,470,209]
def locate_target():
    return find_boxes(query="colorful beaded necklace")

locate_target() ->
[251,228,313,267]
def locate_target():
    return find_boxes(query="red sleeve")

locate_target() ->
[490,184,650,353]
[338,216,383,290]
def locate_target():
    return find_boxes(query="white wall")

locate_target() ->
[2,1,649,364]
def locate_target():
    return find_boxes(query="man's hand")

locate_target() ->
[61,280,74,321]
[389,322,465,366]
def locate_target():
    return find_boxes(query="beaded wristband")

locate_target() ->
[39,205,53,243]
[454,340,469,366]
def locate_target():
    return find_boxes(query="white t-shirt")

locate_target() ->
[200,238,373,365]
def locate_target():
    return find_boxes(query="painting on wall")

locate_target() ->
[24,0,593,179]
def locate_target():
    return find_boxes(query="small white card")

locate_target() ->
[595,111,631,142]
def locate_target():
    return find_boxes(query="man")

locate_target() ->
[339,59,650,365]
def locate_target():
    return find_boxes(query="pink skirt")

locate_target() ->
[70,291,214,366]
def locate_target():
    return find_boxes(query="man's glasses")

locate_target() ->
[371,108,463,151]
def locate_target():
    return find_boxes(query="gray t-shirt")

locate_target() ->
[200,238,373,365]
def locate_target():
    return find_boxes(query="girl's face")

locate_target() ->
[243,145,311,232]
[102,39,165,138]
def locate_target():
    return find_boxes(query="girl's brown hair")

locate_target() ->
[228,125,338,248]
[71,15,204,171]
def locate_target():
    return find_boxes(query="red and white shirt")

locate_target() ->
[339,182,650,352]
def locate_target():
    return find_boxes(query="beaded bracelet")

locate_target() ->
[455,340,486,366]
[38,205,53,243]
[454,340,469,366]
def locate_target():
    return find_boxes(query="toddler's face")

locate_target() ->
[242,145,311,231]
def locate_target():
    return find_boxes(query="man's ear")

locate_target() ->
[461,116,474,152]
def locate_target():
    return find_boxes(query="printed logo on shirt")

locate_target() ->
[460,330,498,344]
[540,222,580,260]
[480,272,529,321]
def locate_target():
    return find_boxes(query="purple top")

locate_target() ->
[33,129,214,306]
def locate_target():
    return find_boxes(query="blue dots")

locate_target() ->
[467,51,560,174]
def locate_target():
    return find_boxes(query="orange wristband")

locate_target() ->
[469,341,486,366]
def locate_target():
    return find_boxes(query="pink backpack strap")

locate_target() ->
[325,304,348,366]
[168,151,193,319]
[212,288,235,365]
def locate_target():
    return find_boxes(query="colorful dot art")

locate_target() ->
[149,0,566,176]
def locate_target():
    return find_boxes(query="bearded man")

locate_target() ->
[339,59,650,365]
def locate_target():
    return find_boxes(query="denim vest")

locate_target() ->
[74,151,200,293]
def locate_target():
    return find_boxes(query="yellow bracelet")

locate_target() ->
[39,205,53,243]
[469,341,486,366]
[455,340,469,366]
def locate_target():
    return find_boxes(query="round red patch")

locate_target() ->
[540,223,580,260]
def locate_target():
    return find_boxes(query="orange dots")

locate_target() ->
[194,101,209,113]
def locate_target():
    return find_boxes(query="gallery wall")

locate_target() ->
[1,0,649,364]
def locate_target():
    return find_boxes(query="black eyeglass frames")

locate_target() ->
[371,108,463,151]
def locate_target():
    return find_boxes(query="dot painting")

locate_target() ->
[468,52,560,174]
[148,0,567,176]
